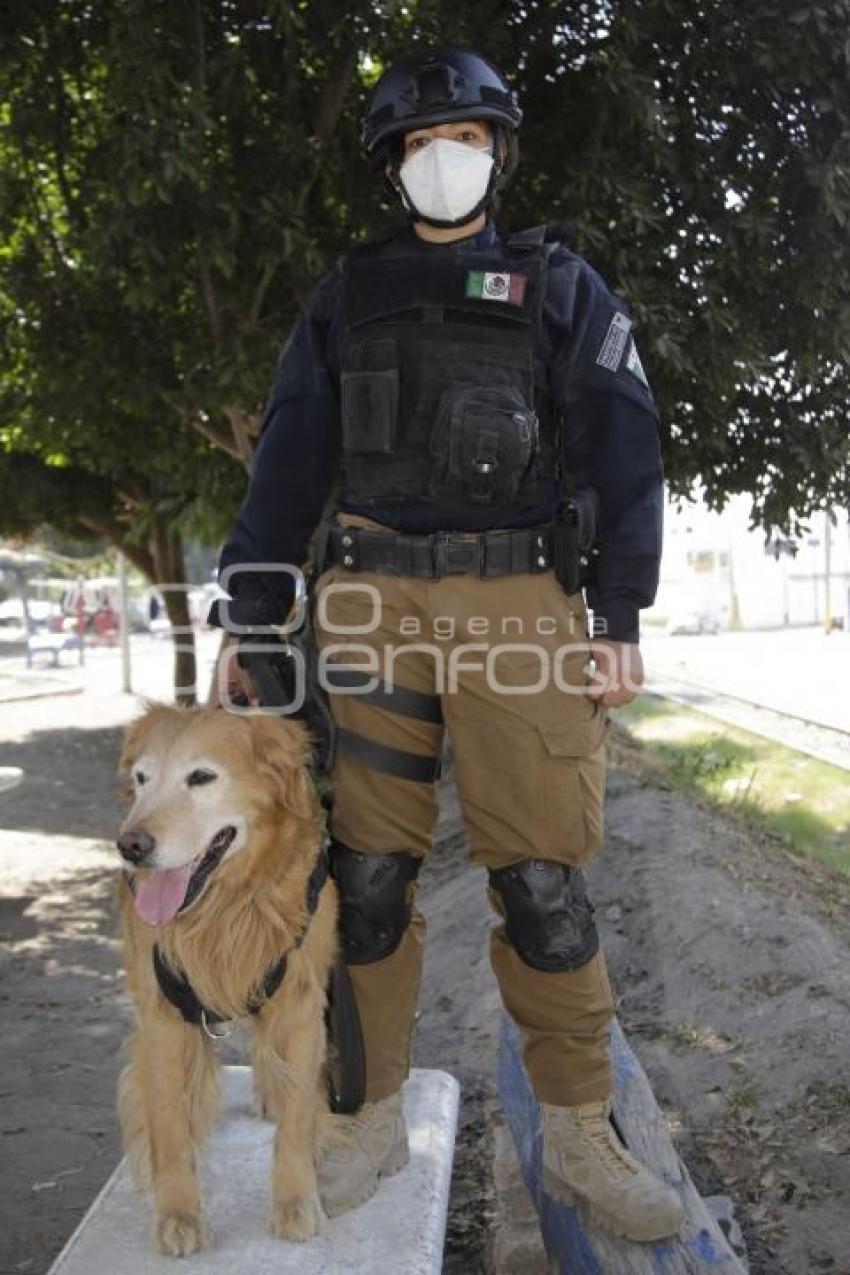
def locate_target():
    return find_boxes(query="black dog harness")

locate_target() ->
[144,840,366,1113]
[151,844,329,1038]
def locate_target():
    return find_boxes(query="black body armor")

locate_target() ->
[338,227,558,509]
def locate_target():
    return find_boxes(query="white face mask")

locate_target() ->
[398,138,494,224]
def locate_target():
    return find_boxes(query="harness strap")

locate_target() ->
[151,842,329,1031]
[152,944,229,1028]
[335,726,442,783]
[324,956,367,1114]
[325,667,443,724]
[249,951,289,1011]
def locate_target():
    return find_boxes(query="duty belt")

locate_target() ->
[325,523,555,579]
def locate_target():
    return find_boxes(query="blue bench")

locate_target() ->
[25,633,82,668]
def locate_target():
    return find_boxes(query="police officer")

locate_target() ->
[213,47,683,1242]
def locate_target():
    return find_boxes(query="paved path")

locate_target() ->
[642,626,850,734]
[643,626,850,770]
[0,630,221,709]
[644,672,850,772]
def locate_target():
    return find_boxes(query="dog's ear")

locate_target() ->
[118,702,184,788]
[249,716,317,821]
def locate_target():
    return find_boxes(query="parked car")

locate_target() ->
[666,605,722,636]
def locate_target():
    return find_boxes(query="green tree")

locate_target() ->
[0,446,238,699]
[2,1,848,641]
[395,0,850,528]
[1,0,381,696]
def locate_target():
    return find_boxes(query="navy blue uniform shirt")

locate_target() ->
[217,219,663,643]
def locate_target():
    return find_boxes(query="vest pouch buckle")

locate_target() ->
[340,338,399,454]
[430,385,538,505]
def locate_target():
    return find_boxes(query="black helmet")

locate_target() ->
[361,46,522,154]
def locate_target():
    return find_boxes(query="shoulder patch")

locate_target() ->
[625,337,649,388]
[596,312,632,371]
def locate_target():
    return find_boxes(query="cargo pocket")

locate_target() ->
[536,704,609,866]
[340,338,399,454]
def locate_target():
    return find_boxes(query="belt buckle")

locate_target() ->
[431,533,481,579]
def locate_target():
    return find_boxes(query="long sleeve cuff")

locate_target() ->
[587,593,640,644]
[207,574,296,632]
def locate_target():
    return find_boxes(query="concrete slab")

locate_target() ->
[48,1066,460,1275]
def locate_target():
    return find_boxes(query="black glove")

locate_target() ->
[236,634,302,713]
[207,574,296,633]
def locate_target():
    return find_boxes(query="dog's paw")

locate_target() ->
[269,1192,324,1241]
[155,1211,208,1257]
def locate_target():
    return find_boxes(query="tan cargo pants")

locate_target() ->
[313,513,615,1106]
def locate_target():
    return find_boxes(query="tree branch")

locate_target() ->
[52,76,83,232]
[223,405,260,465]
[198,252,223,347]
[160,392,245,461]
[192,412,246,461]
[192,0,223,350]
[313,37,360,145]
[76,513,156,580]
[248,261,277,330]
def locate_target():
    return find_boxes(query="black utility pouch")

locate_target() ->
[552,510,581,596]
[340,338,399,454]
[430,385,538,504]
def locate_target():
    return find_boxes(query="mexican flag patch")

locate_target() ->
[465,270,527,306]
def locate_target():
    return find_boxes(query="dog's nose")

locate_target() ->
[117,827,156,864]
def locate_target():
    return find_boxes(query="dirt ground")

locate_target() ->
[1,700,849,1274]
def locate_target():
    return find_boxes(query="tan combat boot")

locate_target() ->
[316,1090,409,1217]
[541,1096,685,1242]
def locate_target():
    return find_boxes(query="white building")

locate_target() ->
[649,493,850,631]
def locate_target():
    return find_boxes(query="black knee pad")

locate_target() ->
[328,839,422,965]
[488,858,599,973]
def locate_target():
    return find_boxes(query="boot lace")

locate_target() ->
[578,1104,640,1180]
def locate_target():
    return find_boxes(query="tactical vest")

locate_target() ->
[338,226,559,509]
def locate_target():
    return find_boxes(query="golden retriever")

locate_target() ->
[115,703,338,1256]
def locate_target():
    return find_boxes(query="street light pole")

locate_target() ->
[824,510,832,636]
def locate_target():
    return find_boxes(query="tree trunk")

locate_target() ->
[151,516,197,705]
[17,569,32,633]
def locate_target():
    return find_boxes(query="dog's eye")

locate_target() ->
[187,768,218,788]
[134,770,147,786]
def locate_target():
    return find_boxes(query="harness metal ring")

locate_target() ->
[201,1010,235,1040]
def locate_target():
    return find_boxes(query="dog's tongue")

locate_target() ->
[133,862,196,926]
